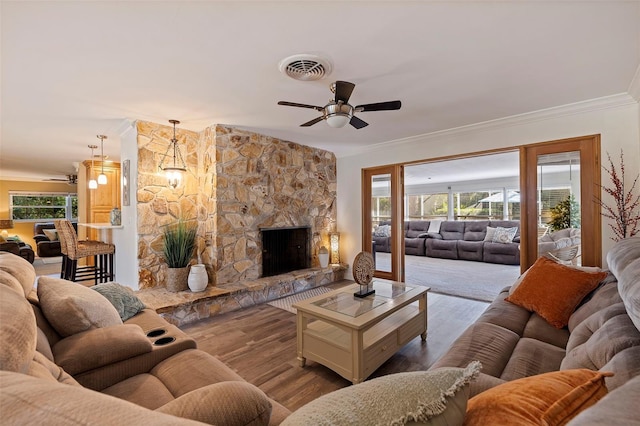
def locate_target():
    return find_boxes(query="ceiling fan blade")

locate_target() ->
[350,116,369,129]
[355,100,402,112]
[300,116,325,127]
[278,101,323,111]
[334,81,355,103]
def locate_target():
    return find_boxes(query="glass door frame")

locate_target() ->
[362,165,405,282]
[520,135,602,270]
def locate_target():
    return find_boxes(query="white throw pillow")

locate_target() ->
[428,220,442,233]
[492,226,518,244]
[42,229,58,241]
[281,361,481,426]
[373,224,391,237]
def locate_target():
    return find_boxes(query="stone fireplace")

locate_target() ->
[136,121,337,290]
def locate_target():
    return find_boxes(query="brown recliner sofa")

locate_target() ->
[33,222,63,257]
[0,252,290,425]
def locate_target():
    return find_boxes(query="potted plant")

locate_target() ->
[162,218,197,292]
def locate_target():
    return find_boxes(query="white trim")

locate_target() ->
[628,64,640,102]
[338,93,637,158]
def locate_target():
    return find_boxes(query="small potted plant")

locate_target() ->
[162,218,197,292]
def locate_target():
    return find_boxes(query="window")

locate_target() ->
[10,192,78,221]
[406,193,448,220]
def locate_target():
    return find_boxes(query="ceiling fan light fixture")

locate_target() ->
[325,102,353,128]
[326,114,351,128]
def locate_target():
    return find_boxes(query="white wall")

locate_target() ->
[111,122,139,289]
[337,96,640,277]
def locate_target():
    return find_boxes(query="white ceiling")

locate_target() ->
[1,1,639,182]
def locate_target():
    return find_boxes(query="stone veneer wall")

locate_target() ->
[136,121,337,290]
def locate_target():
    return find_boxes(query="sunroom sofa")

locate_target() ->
[0,252,290,425]
[374,219,521,265]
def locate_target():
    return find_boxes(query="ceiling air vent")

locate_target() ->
[279,54,332,81]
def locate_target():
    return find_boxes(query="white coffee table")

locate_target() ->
[293,280,428,384]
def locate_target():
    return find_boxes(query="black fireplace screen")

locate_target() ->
[261,226,310,277]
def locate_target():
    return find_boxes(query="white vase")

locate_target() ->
[318,253,329,268]
[188,264,208,292]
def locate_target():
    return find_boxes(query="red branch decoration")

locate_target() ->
[597,150,640,241]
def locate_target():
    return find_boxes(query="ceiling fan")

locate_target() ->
[44,174,77,185]
[278,80,401,129]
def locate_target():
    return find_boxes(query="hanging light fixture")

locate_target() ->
[97,135,108,185]
[87,144,98,189]
[159,119,187,189]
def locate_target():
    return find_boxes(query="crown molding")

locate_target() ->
[628,64,640,102]
[339,93,638,158]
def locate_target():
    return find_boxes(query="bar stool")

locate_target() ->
[54,220,115,285]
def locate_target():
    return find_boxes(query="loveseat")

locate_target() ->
[0,252,291,425]
[374,220,521,265]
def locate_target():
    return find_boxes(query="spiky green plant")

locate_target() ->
[162,219,197,268]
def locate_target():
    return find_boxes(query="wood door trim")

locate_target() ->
[520,134,601,269]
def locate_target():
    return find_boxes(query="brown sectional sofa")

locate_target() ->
[0,252,291,425]
[430,236,640,423]
[374,219,521,265]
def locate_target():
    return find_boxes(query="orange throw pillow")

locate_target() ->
[505,257,607,328]
[464,369,613,426]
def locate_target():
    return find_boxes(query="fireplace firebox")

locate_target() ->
[261,226,311,277]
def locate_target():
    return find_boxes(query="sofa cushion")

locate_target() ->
[464,369,612,426]
[0,371,204,425]
[561,308,640,390]
[0,286,37,373]
[27,351,80,386]
[618,256,640,333]
[568,278,621,332]
[0,252,36,297]
[500,338,566,381]
[37,276,122,337]
[52,324,152,375]
[157,382,273,426]
[282,362,481,426]
[439,221,465,240]
[463,221,489,242]
[429,322,519,378]
[567,374,640,425]
[92,282,146,321]
[505,257,607,328]
[103,373,176,409]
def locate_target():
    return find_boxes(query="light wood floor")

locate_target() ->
[181,280,489,411]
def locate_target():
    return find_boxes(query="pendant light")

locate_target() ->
[87,144,98,189]
[97,135,108,185]
[159,119,187,189]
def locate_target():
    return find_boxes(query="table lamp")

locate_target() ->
[0,219,14,238]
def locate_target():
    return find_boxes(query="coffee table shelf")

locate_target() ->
[293,281,428,384]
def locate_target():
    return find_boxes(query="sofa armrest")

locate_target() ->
[33,235,50,243]
[52,324,152,375]
[156,382,272,426]
[0,242,20,255]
